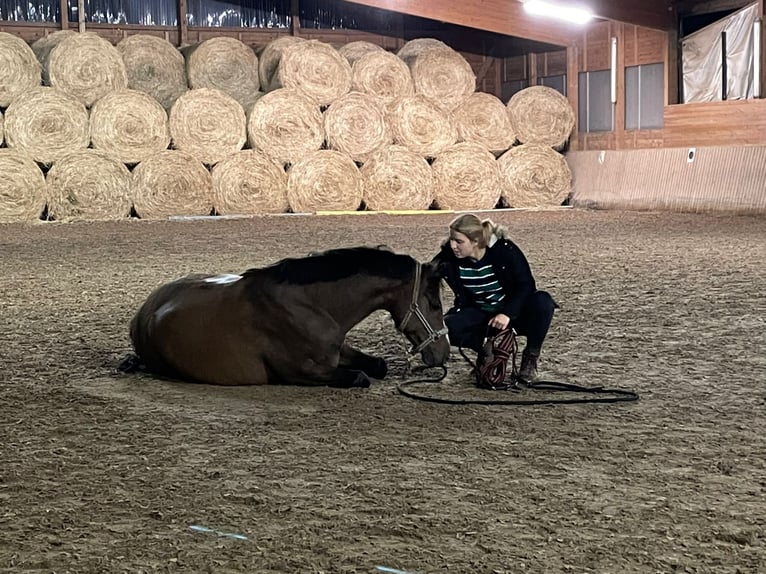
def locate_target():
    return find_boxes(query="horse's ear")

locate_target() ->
[375,244,394,252]
[425,258,448,280]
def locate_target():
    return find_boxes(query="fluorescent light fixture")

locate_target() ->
[523,0,593,25]
[610,36,617,103]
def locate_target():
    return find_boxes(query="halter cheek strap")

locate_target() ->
[398,262,449,356]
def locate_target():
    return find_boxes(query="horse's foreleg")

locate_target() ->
[339,343,387,380]
[285,366,371,389]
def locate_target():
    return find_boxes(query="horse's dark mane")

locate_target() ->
[244,247,416,285]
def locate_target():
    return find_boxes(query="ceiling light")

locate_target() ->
[523,0,593,25]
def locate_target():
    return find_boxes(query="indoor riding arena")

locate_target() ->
[1,1,765,573]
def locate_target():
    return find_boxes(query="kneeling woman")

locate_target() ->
[432,213,558,382]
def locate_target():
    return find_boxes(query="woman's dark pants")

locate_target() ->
[444,291,558,354]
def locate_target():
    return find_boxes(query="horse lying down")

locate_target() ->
[121,246,450,388]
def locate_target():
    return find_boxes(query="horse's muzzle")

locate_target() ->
[420,338,450,367]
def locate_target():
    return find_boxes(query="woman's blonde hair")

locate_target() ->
[448,213,508,248]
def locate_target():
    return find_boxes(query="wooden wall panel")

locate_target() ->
[535,50,567,77]
[583,24,612,71]
[664,100,766,147]
[635,26,666,64]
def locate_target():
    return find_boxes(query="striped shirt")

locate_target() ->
[458,259,506,312]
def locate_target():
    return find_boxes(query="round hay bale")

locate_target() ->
[0,31,42,108]
[396,37,453,67]
[4,86,89,165]
[258,36,304,91]
[90,89,170,164]
[431,142,502,210]
[272,40,351,106]
[453,91,515,155]
[132,150,214,219]
[185,37,260,110]
[497,144,572,208]
[48,31,127,107]
[0,149,46,223]
[31,30,76,85]
[387,95,457,158]
[324,91,390,163]
[169,88,246,166]
[247,88,324,167]
[506,85,575,149]
[338,40,384,66]
[46,150,132,221]
[351,50,413,105]
[117,34,188,111]
[411,49,475,112]
[287,150,362,212]
[0,110,4,146]
[212,150,288,215]
[361,145,433,211]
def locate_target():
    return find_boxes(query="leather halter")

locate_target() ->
[398,262,449,356]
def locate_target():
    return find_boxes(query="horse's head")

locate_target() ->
[397,260,451,367]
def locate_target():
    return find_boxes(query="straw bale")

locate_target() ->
[0,110,3,146]
[132,150,214,219]
[453,91,515,155]
[396,38,453,67]
[272,40,352,106]
[506,85,575,149]
[387,95,457,158]
[0,31,42,108]
[90,89,170,164]
[338,40,384,66]
[0,149,46,223]
[351,50,413,105]
[361,145,433,211]
[46,150,132,221]
[411,49,475,112]
[431,142,502,210]
[324,91,391,163]
[117,34,188,111]
[287,150,362,212]
[185,37,260,110]
[212,150,288,215]
[4,86,89,165]
[31,30,76,85]
[258,36,305,91]
[497,143,572,208]
[169,88,246,166]
[247,88,324,167]
[48,32,127,107]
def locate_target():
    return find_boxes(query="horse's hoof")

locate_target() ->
[351,372,371,388]
[117,353,142,373]
[369,358,388,380]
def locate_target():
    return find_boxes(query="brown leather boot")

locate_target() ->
[518,349,539,383]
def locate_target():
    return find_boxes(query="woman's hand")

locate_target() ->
[489,313,511,330]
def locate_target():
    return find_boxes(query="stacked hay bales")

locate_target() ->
[0,32,41,107]
[90,89,171,164]
[184,37,261,110]
[0,150,47,223]
[117,34,188,111]
[0,30,576,220]
[500,85,575,207]
[4,87,90,165]
[169,88,246,165]
[46,150,133,221]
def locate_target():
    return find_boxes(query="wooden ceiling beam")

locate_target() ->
[586,1,676,30]
[339,0,582,46]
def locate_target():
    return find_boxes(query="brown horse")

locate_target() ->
[123,247,450,387]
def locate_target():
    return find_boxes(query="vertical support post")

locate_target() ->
[566,42,579,150]
[754,18,762,98]
[60,0,69,29]
[665,27,679,105]
[78,0,85,32]
[721,31,728,100]
[179,0,188,46]
[528,52,538,87]
[291,0,300,36]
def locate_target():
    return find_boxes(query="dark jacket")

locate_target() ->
[433,236,537,321]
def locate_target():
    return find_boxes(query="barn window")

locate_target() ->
[538,74,566,96]
[625,63,664,130]
[185,0,290,27]
[577,70,613,132]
